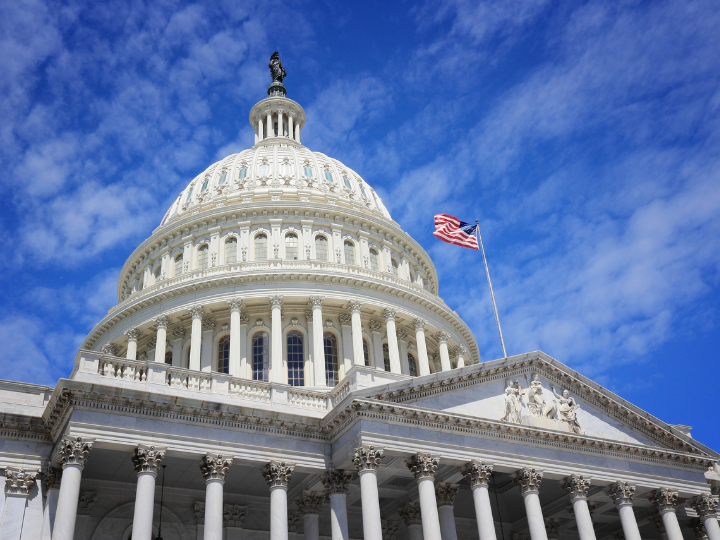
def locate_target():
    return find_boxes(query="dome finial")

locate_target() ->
[268,52,287,97]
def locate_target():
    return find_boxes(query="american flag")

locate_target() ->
[433,214,479,250]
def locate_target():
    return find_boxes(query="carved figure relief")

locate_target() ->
[501,380,523,423]
[548,387,585,434]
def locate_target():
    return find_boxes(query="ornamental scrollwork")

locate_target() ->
[461,460,493,487]
[269,295,284,309]
[406,452,439,480]
[44,466,62,490]
[353,445,383,473]
[339,314,352,326]
[200,454,232,482]
[201,318,216,332]
[436,331,450,344]
[262,461,294,488]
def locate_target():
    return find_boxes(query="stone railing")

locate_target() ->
[110,259,434,314]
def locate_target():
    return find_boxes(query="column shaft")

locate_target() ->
[472,485,497,540]
[359,471,383,540]
[229,307,241,376]
[204,480,224,540]
[660,512,683,540]
[312,304,325,386]
[201,326,213,372]
[277,112,283,137]
[384,314,401,374]
[570,498,596,540]
[329,493,349,540]
[417,478,443,540]
[415,325,430,376]
[407,524,423,540]
[131,473,157,540]
[267,113,272,139]
[52,465,83,540]
[190,312,202,371]
[702,516,720,540]
[126,337,138,360]
[618,505,642,540]
[270,487,289,540]
[438,338,451,371]
[438,506,458,540]
[303,514,319,540]
[258,118,263,140]
[270,299,283,383]
[523,492,549,540]
[288,115,294,141]
[154,325,167,363]
[41,489,60,540]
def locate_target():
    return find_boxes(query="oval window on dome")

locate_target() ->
[303,166,313,178]
[185,187,194,203]
[200,177,209,193]
[359,184,367,199]
[343,176,352,190]
[238,167,247,180]
[324,170,334,183]
[259,163,269,176]
[218,171,227,185]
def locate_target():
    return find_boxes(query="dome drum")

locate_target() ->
[249,96,306,144]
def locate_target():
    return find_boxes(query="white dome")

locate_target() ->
[160,144,391,227]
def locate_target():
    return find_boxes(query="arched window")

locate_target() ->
[200,177,209,193]
[259,163,269,176]
[408,353,417,377]
[225,237,237,263]
[324,170,334,183]
[197,244,209,269]
[343,176,352,190]
[281,161,292,175]
[315,236,328,261]
[174,254,183,275]
[185,187,194,203]
[391,259,399,276]
[164,350,173,365]
[218,171,227,185]
[344,241,355,265]
[362,338,370,367]
[303,165,314,177]
[217,335,230,374]
[238,167,247,180]
[154,265,161,280]
[285,233,298,260]
[324,332,339,386]
[359,183,367,199]
[252,331,269,381]
[382,343,391,372]
[255,234,268,261]
[287,331,304,386]
[369,249,379,271]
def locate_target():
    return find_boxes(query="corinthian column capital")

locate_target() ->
[45,465,63,490]
[308,296,324,309]
[436,331,450,343]
[412,318,426,331]
[382,308,397,321]
[461,460,493,487]
[347,300,363,313]
[269,295,283,309]
[132,445,165,476]
[227,298,243,312]
[398,502,422,526]
[513,467,543,495]
[124,327,140,341]
[406,452,439,480]
[561,474,591,500]
[352,445,383,473]
[650,487,678,514]
[154,315,170,329]
[58,437,93,469]
[322,468,352,495]
[606,481,635,507]
[295,490,325,515]
[5,468,37,497]
[200,454,232,482]
[691,493,718,518]
[190,305,204,319]
[262,461,294,489]
[101,342,119,355]
[435,482,459,506]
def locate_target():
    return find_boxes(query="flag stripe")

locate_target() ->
[433,214,479,250]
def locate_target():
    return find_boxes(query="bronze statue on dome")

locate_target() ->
[269,52,286,82]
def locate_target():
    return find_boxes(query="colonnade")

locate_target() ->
[255,108,301,143]
[45,437,720,540]
[114,296,468,386]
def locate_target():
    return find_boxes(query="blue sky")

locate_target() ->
[1,0,719,450]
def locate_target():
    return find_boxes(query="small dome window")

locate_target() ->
[259,163,269,176]
[185,187,194,203]
[285,233,298,260]
[174,254,183,275]
[154,265,161,280]
[198,244,209,269]
[303,166,313,178]
[359,184,367,199]
[255,233,268,261]
[344,241,355,265]
[343,176,352,190]
[225,237,237,263]
[238,167,247,180]
[200,177,209,193]
[391,259,399,276]
[281,162,292,175]
[369,249,379,271]
[218,171,227,185]
[324,171,334,183]
[315,235,328,261]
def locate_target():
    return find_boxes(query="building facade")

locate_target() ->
[0,62,718,540]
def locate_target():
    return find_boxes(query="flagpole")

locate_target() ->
[476,220,508,358]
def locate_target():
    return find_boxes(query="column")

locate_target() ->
[228,299,243,376]
[691,494,720,540]
[339,315,353,379]
[406,453,442,540]
[352,445,384,540]
[561,474,596,540]
[605,481,641,540]
[189,305,203,371]
[125,328,140,360]
[322,469,352,540]
[51,437,93,540]
[305,310,316,386]
[154,315,169,363]
[436,482,460,540]
[288,115,294,141]
[649,488,683,540]
[383,309,402,374]
[455,346,466,368]
[398,329,409,374]
[201,317,215,372]
[0,468,37,540]
[370,320,383,370]
[348,301,364,366]
[514,468,548,540]
[74,492,97,538]
[200,454,233,540]
[295,122,301,144]
[266,112,272,139]
[269,296,283,383]
[278,111,284,137]
[258,117,263,141]
[296,491,324,540]
[41,467,62,540]
[399,502,423,540]
[131,445,165,540]
[262,461,295,540]
[310,297,326,386]
[171,327,184,367]
[461,461,497,540]
[240,313,249,378]
[288,512,301,540]
[412,318,430,376]
[437,332,451,371]
[649,514,670,540]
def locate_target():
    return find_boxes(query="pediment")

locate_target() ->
[362,352,712,457]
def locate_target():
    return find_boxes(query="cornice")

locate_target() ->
[362,353,712,457]
[0,412,51,443]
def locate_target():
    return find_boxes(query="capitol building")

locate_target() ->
[0,55,717,540]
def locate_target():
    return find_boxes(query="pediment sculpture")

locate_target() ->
[501,374,585,434]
